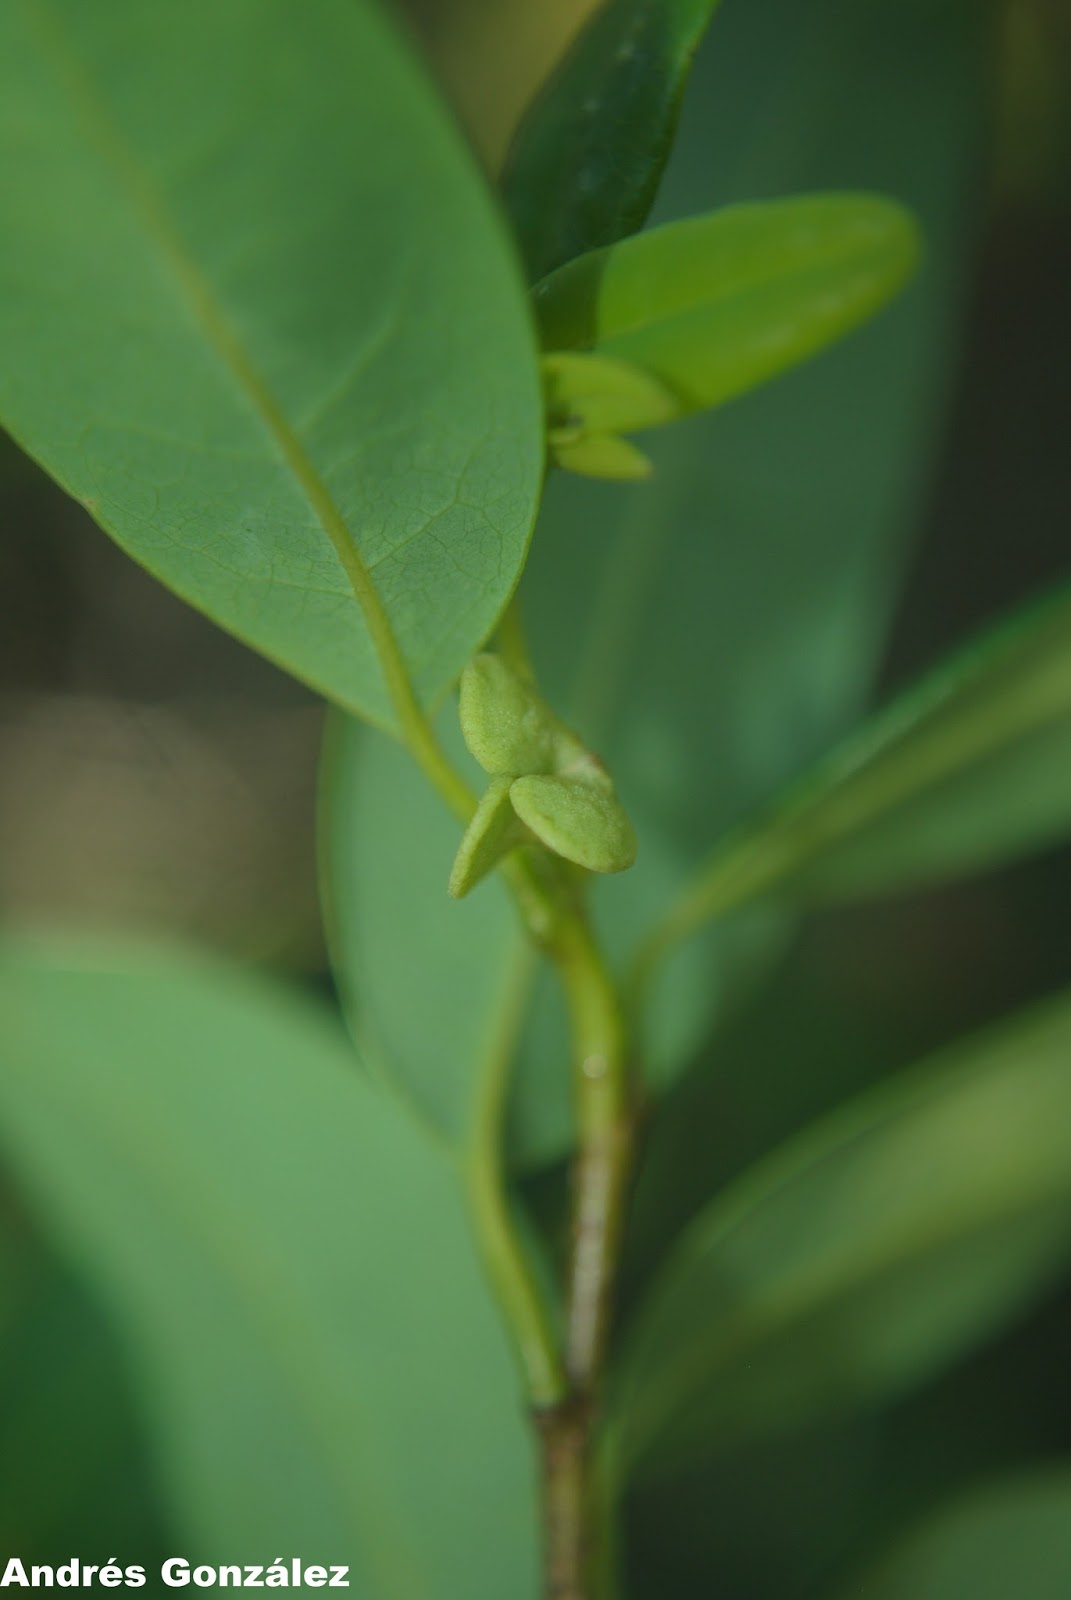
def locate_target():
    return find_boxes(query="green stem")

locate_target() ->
[529,889,633,1600]
[463,941,564,1406]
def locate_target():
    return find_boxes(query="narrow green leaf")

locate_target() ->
[803,586,1071,896]
[614,991,1071,1479]
[0,0,543,729]
[0,937,537,1592]
[833,1471,1071,1600]
[642,585,1071,961]
[536,193,919,418]
[503,0,723,280]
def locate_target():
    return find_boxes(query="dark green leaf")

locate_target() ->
[535,194,919,419]
[0,0,543,729]
[503,0,723,281]
[614,991,1071,1479]
[834,1471,1071,1600]
[0,937,537,1591]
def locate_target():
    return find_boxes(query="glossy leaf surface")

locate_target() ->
[0,0,543,729]
[503,0,723,280]
[0,938,537,1593]
[535,194,919,417]
[615,991,1071,1478]
[835,1472,1071,1600]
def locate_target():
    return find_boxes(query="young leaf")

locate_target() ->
[503,0,724,280]
[449,775,526,898]
[535,193,920,420]
[613,990,1071,1479]
[0,937,537,1593]
[0,0,543,730]
[640,585,1071,964]
[833,1471,1071,1600]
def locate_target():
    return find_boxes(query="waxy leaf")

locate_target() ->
[643,585,1071,957]
[535,194,919,420]
[0,0,543,729]
[503,0,724,280]
[614,991,1071,1479]
[833,1472,1071,1600]
[0,938,537,1592]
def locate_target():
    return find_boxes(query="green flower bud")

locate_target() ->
[510,774,637,876]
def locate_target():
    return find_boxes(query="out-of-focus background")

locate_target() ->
[1,0,1069,1592]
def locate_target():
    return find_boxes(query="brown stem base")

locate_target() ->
[535,1395,595,1600]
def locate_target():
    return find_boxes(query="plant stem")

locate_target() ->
[554,914,632,1390]
[384,632,634,1596]
[464,941,565,1407]
[535,1396,593,1600]
[529,893,633,1600]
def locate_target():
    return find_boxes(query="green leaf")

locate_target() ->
[449,775,526,899]
[502,0,724,280]
[802,586,1071,897]
[0,937,537,1591]
[0,0,543,730]
[642,585,1071,959]
[834,1471,1071,1600]
[614,990,1071,1480]
[0,1234,167,1562]
[536,193,919,418]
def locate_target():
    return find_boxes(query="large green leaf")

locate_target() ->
[0,938,537,1595]
[640,584,1071,960]
[833,1471,1071,1600]
[0,0,543,729]
[320,0,988,1168]
[502,0,723,281]
[613,990,1071,1480]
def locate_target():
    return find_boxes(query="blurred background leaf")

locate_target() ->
[832,1469,1071,1600]
[614,989,1071,1480]
[0,939,537,1593]
[639,582,1071,969]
